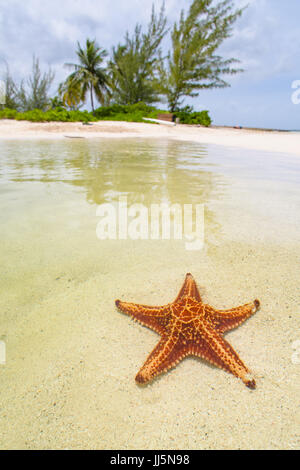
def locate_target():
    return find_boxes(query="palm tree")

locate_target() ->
[58,78,82,110]
[63,39,110,113]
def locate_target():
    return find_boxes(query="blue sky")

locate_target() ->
[0,0,300,129]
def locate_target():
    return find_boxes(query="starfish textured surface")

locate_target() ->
[115,273,260,389]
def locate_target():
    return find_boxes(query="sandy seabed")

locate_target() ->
[0,121,299,450]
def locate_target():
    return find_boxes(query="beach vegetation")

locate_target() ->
[2,57,54,112]
[0,1,244,122]
[0,102,212,126]
[0,107,97,123]
[158,0,244,111]
[173,105,211,126]
[17,56,55,111]
[108,3,167,105]
[60,39,111,113]
[2,67,20,109]
[57,78,83,111]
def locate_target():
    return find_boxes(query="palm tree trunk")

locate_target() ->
[90,85,94,114]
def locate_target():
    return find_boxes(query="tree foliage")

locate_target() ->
[2,0,245,117]
[159,0,244,111]
[2,67,19,109]
[18,56,55,111]
[0,102,212,127]
[61,39,110,112]
[108,3,167,104]
[58,78,83,110]
[2,57,54,111]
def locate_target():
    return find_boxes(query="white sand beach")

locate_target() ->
[0,119,300,156]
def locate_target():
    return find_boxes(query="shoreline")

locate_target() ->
[1,119,300,156]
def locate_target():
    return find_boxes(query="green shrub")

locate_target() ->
[0,107,98,123]
[0,102,211,126]
[93,102,157,120]
[174,107,211,126]
[0,108,18,119]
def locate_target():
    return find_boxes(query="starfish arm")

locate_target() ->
[211,299,260,334]
[190,322,256,389]
[115,300,171,335]
[135,333,188,384]
[174,273,202,302]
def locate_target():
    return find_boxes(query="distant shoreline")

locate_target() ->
[0,119,300,156]
[210,124,300,133]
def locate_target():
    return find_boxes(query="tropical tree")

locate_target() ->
[17,56,55,111]
[108,3,167,105]
[49,95,64,110]
[159,0,244,111]
[58,78,83,110]
[2,57,54,111]
[62,39,110,112]
[2,67,19,109]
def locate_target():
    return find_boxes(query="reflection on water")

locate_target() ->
[0,139,228,242]
[0,139,226,207]
[2,138,300,249]
[1,139,299,246]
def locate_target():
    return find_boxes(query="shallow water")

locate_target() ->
[0,138,299,449]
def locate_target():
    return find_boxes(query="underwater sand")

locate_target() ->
[0,138,299,449]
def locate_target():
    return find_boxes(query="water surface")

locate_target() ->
[0,138,299,450]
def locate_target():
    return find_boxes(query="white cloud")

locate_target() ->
[221,0,300,81]
[0,0,299,128]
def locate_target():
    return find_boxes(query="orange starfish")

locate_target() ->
[115,273,260,389]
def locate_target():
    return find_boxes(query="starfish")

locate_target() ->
[115,273,260,389]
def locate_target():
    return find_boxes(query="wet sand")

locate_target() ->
[0,137,299,449]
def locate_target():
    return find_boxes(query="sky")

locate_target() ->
[0,0,300,130]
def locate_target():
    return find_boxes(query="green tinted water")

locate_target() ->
[0,138,299,449]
